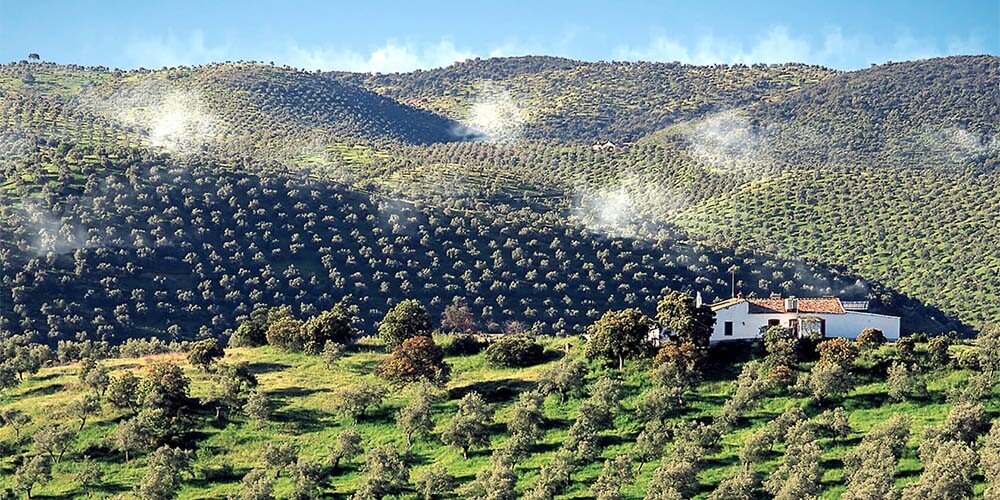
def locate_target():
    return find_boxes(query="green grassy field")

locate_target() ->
[0,336,993,499]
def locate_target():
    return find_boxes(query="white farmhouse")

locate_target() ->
[706,294,900,343]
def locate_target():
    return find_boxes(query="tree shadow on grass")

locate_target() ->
[530,440,561,454]
[359,404,398,425]
[345,358,381,375]
[541,416,573,431]
[269,386,330,399]
[448,379,536,404]
[839,392,888,412]
[16,382,64,398]
[350,342,387,354]
[820,457,844,470]
[60,483,131,499]
[245,361,291,375]
[702,454,739,470]
[79,442,123,463]
[688,393,729,407]
[189,464,249,485]
[29,372,62,382]
[272,406,334,432]
[597,433,633,448]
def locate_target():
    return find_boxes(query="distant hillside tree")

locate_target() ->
[206,363,258,421]
[397,385,439,448]
[334,382,387,423]
[538,358,587,402]
[106,372,142,414]
[591,455,635,500]
[353,444,410,500]
[441,300,477,333]
[13,455,50,499]
[139,446,194,500]
[330,429,363,470]
[442,391,492,459]
[243,389,272,429]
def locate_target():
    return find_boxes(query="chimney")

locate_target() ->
[784,297,798,312]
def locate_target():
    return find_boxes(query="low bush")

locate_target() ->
[484,335,545,367]
[444,334,484,356]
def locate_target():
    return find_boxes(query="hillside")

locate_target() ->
[1,55,997,341]
[347,57,835,143]
[0,332,996,498]
[0,51,998,500]
[7,137,938,345]
[1,62,472,156]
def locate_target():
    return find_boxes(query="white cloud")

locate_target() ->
[614,26,988,69]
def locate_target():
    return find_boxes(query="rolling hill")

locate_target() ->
[0,53,997,500]
[0,55,997,344]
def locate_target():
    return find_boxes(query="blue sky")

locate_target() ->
[1,0,997,72]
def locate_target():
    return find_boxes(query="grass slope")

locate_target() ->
[0,337,993,498]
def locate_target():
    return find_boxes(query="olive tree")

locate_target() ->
[585,308,653,369]
[378,299,433,352]
[441,391,492,459]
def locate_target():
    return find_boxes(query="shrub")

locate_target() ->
[229,308,271,347]
[926,336,951,367]
[265,316,304,352]
[379,336,451,385]
[299,303,357,354]
[763,326,799,367]
[484,335,545,368]
[895,336,917,363]
[444,334,484,356]
[118,338,173,358]
[186,339,224,372]
[855,328,886,349]
[816,338,858,369]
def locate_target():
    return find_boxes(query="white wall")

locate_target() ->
[710,303,900,343]
[824,311,900,340]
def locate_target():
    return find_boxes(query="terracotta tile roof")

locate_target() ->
[748,297,845,314]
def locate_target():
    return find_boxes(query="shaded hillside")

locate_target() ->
[3,136,954,345]
[350,57,835,143]
[648,57,1000,327]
